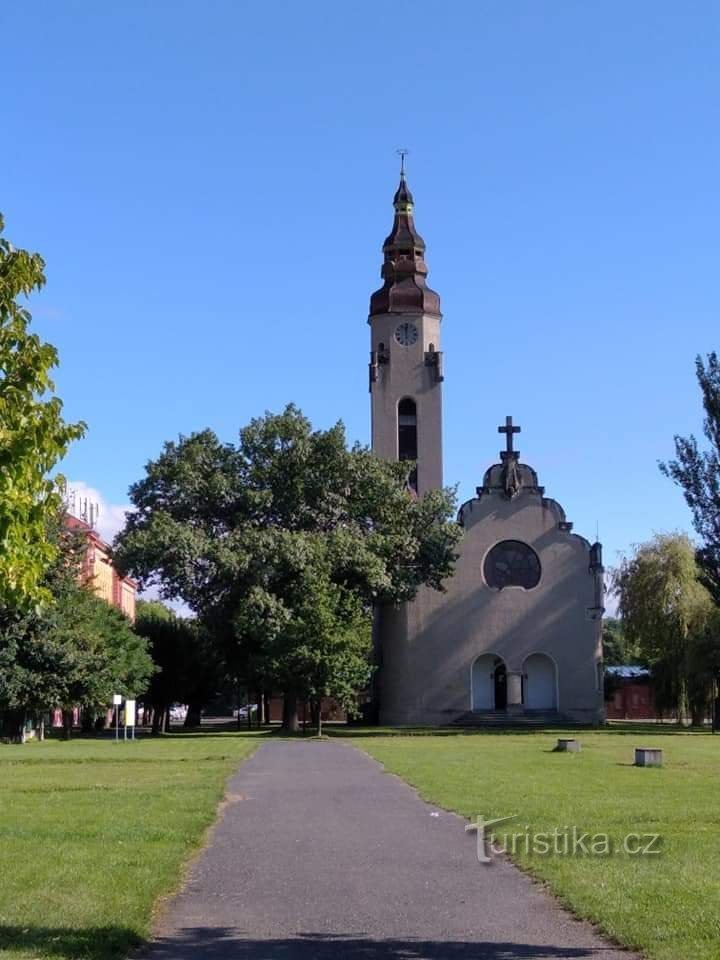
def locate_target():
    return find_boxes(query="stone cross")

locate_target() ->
[498,416,521,456]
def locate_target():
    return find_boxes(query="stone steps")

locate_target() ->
[451,709,576,728]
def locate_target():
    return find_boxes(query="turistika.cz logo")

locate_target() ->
[465,815,662,864]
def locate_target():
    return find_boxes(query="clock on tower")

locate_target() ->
[367,165,443,495]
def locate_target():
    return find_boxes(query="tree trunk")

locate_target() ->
[316,700,322,738]
[36,716,45,741]
[263,691,271,725]
[81,709,94,734]
[63,710,73,741]
[283,691,299,733]
[184,704,202,728]
[164,707,171,732]
[151,705,162,736]
[257,691,265,725]
[691,705,706,728]
[236,678,243,729]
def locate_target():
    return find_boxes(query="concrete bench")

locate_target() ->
[635,747,663,767]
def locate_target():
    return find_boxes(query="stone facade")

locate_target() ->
[375,459,605,726]
[369,309,443,496]
[369,170,604,726]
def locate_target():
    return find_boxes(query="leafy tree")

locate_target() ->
[601,617,640,666]
[614,532,714,723]
[114,406,461,732]
[0,215,85,610]
[661,353,720,603]
[0,513,154,741]
[256,537,372,734]
[686,616,720,728]
[134,600,224,733]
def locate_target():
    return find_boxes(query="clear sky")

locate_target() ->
[3,2,719,577]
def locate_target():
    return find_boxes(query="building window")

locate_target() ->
[398,398,417,461]
[484,540,541,590]
[398,398,418,493]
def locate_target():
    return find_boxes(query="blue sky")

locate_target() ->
[3,1,719,576]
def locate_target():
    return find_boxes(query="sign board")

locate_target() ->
[125,699,136,726]
[112,694,122,706]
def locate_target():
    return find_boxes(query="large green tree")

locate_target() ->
[114,405,461,731]
[134,600,225,733]
[0,515,154,741]
[614,532,715,723]
[661,352,720,602]
[0,215,85,610]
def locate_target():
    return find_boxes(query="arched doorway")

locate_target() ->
[471,655,507,711]
[523,653,557,710]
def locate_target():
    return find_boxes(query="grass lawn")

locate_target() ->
[0,731,263,960]
[351,727,720,960]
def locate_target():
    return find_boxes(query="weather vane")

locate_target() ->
[396,147,409,175]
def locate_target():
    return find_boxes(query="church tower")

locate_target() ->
[368,164,443,495]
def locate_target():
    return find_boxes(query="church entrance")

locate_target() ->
[494,661,507,710]
[471,655,507,711]
[523,653,557,710]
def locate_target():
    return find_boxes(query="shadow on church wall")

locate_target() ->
[378,526,600,720]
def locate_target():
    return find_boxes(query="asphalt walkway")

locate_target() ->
[145,740,636,959]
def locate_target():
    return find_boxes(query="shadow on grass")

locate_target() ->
[0,926,618,960]
[333,723,716,739]
[141,928,609,959]
[45,722,714,744]
[173,723,715,741]
[0,925,141,960]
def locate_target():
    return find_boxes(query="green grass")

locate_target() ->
[0,731,263,960]
[352,727,720,960]
[3,724,718,960]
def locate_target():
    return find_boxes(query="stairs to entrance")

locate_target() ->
[451,709,575,728]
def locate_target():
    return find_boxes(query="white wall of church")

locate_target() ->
[376,484,604,726]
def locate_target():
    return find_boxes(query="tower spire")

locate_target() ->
[368,161,441,319]
[397,147,408,178]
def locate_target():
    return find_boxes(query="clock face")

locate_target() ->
[395,322,418,346]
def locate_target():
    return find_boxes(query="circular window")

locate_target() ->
[484,540,541,590]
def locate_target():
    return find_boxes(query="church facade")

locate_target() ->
[368,170,605,726]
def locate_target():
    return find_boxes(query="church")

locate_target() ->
[368,168,605,726]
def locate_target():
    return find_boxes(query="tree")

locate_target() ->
[0,214,85,611]
[0,514,154,741]
[661,353,720,602]
[114,406,462,732]
[134,600,225,733]
[601,618,640,666]
[256,537,373,735]
[614,532,714,723]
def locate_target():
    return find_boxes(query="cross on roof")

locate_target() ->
[498,416,521,456]
[396,147,409,176]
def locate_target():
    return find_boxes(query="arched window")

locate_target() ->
[484,540,541,590]
[398,398,417,462]
[398,398,418,492]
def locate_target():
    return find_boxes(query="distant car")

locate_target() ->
[169,705,188,721]
[234,704,258,718]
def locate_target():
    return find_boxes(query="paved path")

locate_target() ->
[145,740,637,959]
